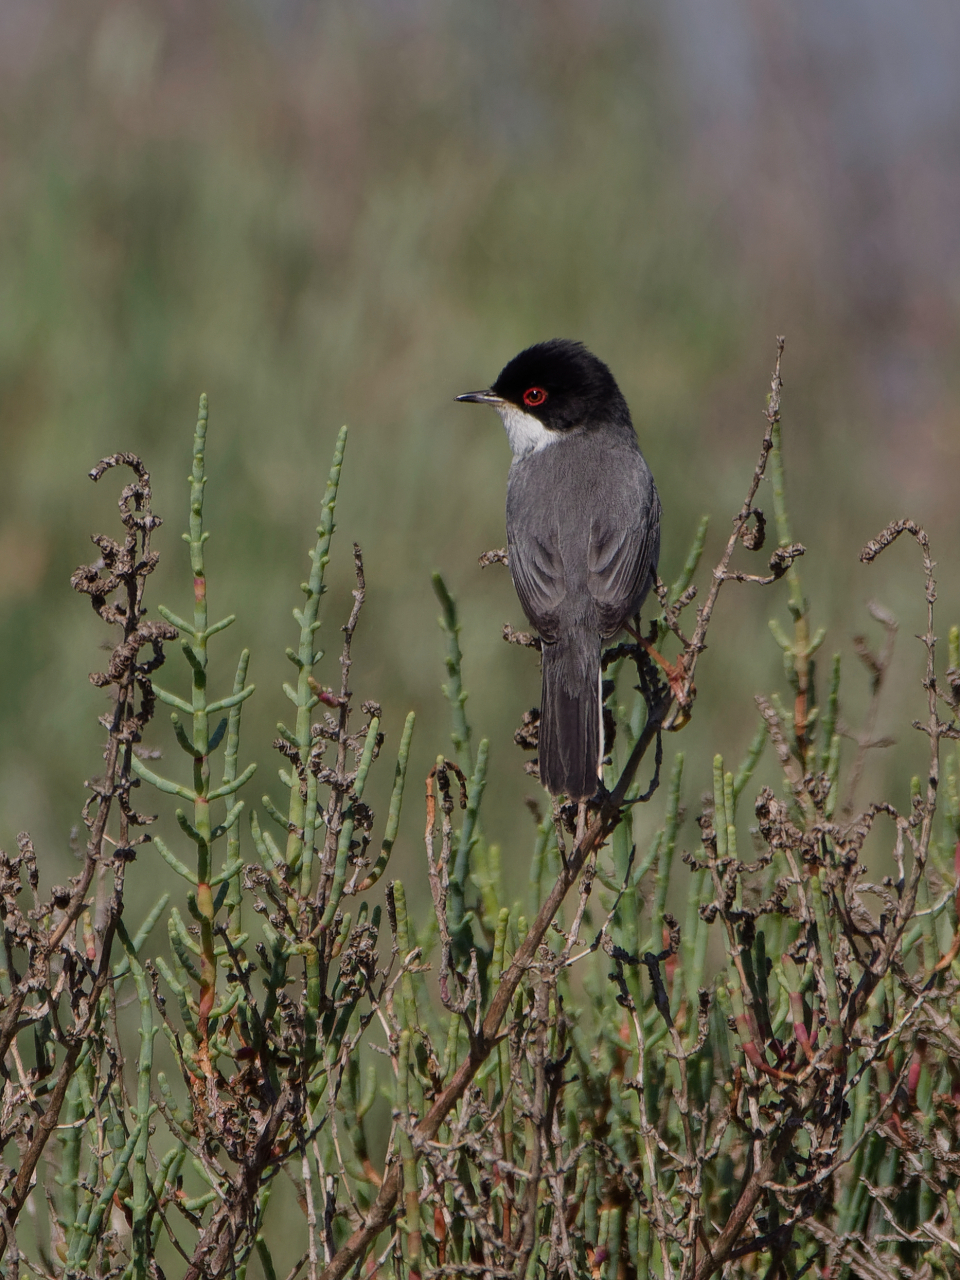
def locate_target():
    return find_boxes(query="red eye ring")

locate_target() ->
[523,386,548,407]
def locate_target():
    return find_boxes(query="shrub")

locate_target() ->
[1,343,958,1279]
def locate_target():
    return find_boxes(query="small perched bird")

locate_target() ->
[458,339,661,801]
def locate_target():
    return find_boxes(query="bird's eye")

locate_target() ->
[523,386,548,407]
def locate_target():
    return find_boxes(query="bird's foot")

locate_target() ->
[624,625,693,707]
[643,640,693,706]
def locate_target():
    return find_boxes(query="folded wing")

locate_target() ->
[588,483,661,636]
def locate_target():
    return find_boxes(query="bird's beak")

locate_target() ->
[456,389,503,405]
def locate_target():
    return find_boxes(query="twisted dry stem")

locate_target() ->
[0,454,174,1262]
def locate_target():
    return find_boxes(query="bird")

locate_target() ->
[458,339,661,802]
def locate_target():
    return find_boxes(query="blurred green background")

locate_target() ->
[1,0,958,910]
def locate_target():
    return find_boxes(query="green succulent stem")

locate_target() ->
[433,572,472,768]
[282,425,347,885]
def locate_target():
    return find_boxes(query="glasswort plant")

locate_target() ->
[0,343,956,1279]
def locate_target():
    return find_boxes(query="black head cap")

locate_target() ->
[490,339,631,433]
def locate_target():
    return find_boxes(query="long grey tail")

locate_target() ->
[538,630,602,801]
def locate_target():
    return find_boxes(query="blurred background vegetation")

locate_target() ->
[0,0,958,920]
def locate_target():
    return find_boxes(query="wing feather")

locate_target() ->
[589,486,661,636]
[507,527,565,642]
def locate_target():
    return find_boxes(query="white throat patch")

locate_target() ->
[497,403,560,458]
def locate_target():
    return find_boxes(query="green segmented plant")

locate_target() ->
[1,345,959,1279]
[134,394,257,1082]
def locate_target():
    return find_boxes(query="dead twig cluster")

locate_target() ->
[2,348,958,1279]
